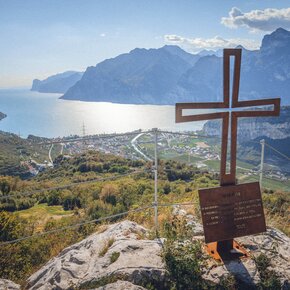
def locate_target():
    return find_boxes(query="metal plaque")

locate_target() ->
[199,182,266,243]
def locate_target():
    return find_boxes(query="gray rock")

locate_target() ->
[201,228,290,288]
[27,221,166,290]
[95,280,147,289]
[0,279,21,290]
[27,216,290,289]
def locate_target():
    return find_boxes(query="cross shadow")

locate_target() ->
[221,255,257,290]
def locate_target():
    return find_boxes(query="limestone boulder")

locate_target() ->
[0,279,21,290]
[27,221,166,290]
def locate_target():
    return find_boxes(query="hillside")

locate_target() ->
[0,150,289,287]
[31,71,83,94]
[0,131,51,178]
[60,28,290,104]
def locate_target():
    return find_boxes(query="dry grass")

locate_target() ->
[99,237,115,257]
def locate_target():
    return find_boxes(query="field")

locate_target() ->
[14,203,73,231]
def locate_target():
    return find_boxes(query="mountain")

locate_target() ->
[0,112,6,121]
[178,28,290,104]
[197,49,223,57]
[61,46,198,104]
[31,71,83,94]
[162,45,200,65]
[61,28,290,104]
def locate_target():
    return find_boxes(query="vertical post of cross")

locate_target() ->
[153,128,159,232]
[260,139,265,188]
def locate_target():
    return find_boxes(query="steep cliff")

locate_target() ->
[203,106,290,141]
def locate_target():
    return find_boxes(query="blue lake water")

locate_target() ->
[0,89,207,138]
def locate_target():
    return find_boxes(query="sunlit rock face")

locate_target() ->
[0,279,21,290]
[26,213,290,289]
[203,106,290,141]
[27,221,167,290]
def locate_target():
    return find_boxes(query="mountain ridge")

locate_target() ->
[31,28,290,104]
[31,71,83,94]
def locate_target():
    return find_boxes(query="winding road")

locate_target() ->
[131,133,152,161]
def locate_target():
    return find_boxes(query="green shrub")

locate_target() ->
[254,253,281,290]
[110,252,120,264]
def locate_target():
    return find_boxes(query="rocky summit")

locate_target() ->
[27,221,166,289]
[26,216,290,290]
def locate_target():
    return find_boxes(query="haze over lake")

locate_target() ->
[0,89,206,138]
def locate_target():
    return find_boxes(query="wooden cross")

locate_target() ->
[175,48,280,260]
[176,48,280,186]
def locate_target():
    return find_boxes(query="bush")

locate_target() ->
[254,253,281,289]
[162,216,207,290]
[110,252,120,264]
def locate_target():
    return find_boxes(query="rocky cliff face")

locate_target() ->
[203,106,290,141]
[25,217,290,290]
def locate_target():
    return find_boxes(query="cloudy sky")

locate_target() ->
[0,0,290,87]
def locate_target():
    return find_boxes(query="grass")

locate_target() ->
[15,203,73,218]
[160,153,203,163]
[204,159,220,171]
[110,252,120,264]
[99,238,115,257]
[240,175,290,191]
[14,203,73,231]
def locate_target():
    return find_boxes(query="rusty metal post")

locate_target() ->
[260,139,265,188]
[153,128,158,231]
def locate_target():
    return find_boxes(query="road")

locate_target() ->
[48,144,54,166]
[131,133,152,161]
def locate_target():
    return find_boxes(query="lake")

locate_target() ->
[0,89,207,138]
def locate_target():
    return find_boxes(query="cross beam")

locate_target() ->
[176,49,280,186]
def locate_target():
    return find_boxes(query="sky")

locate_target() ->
[0,0,290,87]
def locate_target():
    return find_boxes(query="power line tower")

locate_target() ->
[82,122,86,151]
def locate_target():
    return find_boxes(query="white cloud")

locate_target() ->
[100,33,106,37]
[164,34,260,52]
[221,7,290,31]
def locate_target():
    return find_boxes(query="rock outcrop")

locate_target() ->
[202,228,290,288]
[27,221,166,289]
[203,106,290,141]
[0,279,21,290]
[27,213,290,289]
[96,280,147,289]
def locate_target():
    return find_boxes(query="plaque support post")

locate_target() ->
[260,139,265,188]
